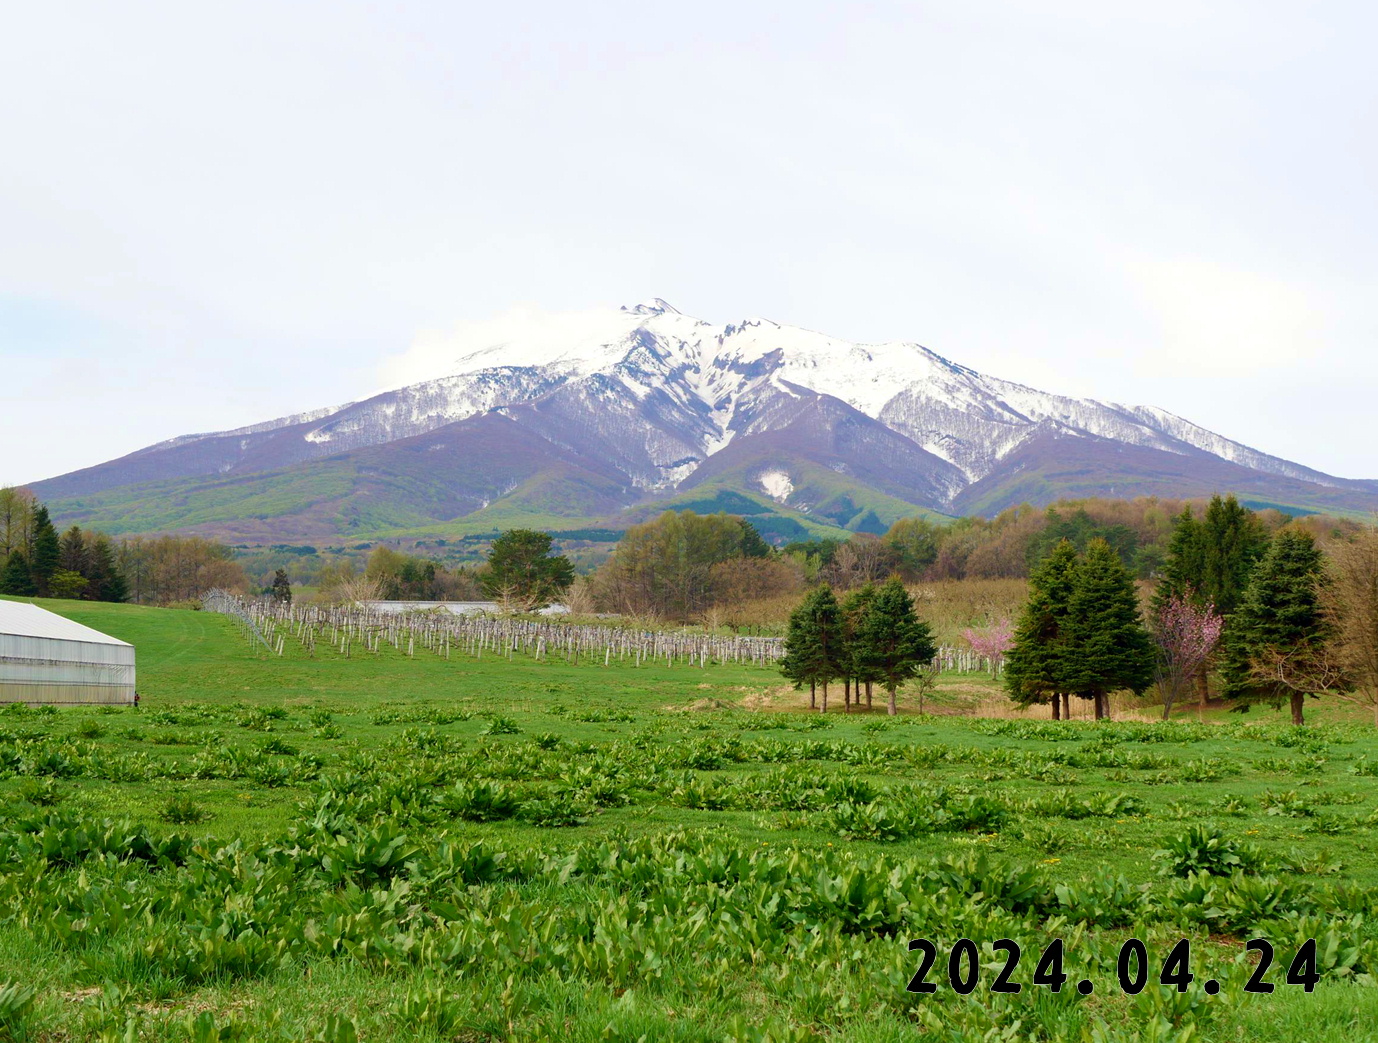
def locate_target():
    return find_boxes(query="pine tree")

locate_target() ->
[1,551,37,596]
[483,529,575,610]
[1064,538,1156,719]
[271,568,293,604]
[1220,529,1332,725]
[779,584,846,711]
[1004,540,1080,718]
[29,506,59,596]
[854,577,937,716]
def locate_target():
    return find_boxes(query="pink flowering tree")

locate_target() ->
[1153,592,1225,720]
[963,618,1014,676]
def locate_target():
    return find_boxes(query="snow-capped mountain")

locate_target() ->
[31,299,1375,540]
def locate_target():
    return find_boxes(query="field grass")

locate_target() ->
[1,597,1377,1041]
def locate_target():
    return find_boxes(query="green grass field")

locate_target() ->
[1,598,1376,1041]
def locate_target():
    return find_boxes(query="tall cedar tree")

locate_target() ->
[839,582,881,711]
[1004,540,1080,718]
[854,577,937,716]
[1,552,37,596]
[1220,529,1332,725]
[29,506,59,596]
[1064,538,1156,719]
[779,584,846,711]
[482,530,575,609]
[271,568,293,604]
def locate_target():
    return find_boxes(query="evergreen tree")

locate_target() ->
[58,526,89,577]
[1200,494,1269,616]
[1220,529,1332,725]
[779,584,846,711]
[1064,538,1155,719]
[29,506,59,596]
[483,529,575,610]
[854,577,937,716]
[1004,540,1080,718]
[271,568,293,604]
[839,582,881,711]
[737,518,772,559]
[1,551,37,596]
[1150,507,1207,615]
[87,535,128,603]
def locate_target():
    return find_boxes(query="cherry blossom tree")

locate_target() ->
[963,617,1014,676]
[1153,592,1224,720]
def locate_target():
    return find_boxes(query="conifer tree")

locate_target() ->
[1,551,37,596]
[87,535,128,603]
[271,568,293,604]
[1200,494,1269,616]
[1220,529,1332,725]
[58,526,89,577]
[1151,507,1206,615]
[1064,538,1155,719]
[1004,540,1080,718]
[779,584,845,711]
[29,506,59,596]
[840,582,880,711]
[853,577,937,715]
[483,529,574,610]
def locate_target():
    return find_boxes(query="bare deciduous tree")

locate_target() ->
[1324,526,1378,726]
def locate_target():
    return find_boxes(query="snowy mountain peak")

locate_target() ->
[38,298,1364,525]
[625,298,681,316]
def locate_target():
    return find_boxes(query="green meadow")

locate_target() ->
[1,597,1376,1041]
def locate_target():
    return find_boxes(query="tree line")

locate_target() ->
[770,493,1378,726]
[0,487,249,605]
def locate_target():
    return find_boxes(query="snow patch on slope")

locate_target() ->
[759,470,794,502]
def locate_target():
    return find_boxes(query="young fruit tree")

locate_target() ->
[853,577,938,716]
[1221,529,1336,726]
[1004,540,1079,719]
[1064,538,1156,720]
[1152,592,1224,720]
[779,584,846,711]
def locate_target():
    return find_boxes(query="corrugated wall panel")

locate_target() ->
[0,632,136,705]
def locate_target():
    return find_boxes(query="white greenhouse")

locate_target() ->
[0,601,136,705]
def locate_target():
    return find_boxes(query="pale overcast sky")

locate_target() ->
[2,1,1375,487]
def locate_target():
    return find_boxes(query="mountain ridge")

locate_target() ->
[28,299,1376,541]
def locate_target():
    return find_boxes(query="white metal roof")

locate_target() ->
[0,601,132,647]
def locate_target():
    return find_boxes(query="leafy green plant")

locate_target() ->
[0,981,36,1042]
[479,714,521,736]
[1152,825,1265,877]
[159,793,211,825]
[520,794,590,827]
[442,780,521,822]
